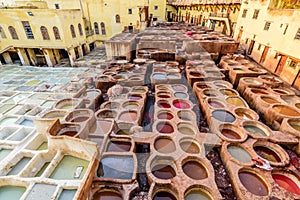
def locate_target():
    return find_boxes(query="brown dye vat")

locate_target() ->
[273,89,289,95]
[208,99,224,108]
[182,161,208,180]
[119,111,138,122]
[154,138,176,153]
[251,89,269,95]
[107,141,131,152]
[238,171,269,196]
[156,122,174,134]
[153,191,176,200]
[157,112,174,120]
[254,146,281,162]
[180,141,200,154]
[97,110,117,119]
[226,97,246,107]
[196,84,209,90]
[261,97,280,104]
[59,130,77,137]
[152,164,176,179]
[221,129,241,139]
[296,103,300,109]
[190,71,202,77]
[93,191,123,200]
[70,116,89,123]
[273,105,300,116]
[288,119,300,131]
[220,89,237,96]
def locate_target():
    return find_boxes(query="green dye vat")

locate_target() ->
[0,149,12,161]
[35,162,50,177]
[37,142,48,150]
[0,186,26,200]
[8,157,31,175]
[50,155,89,180]
[58,189,77,200]
[24,183,56,200]
[61,105,73,110]
[185,190,212,200]
[243,125,267,136]
[25,80,40,86]
[228,146,252,163]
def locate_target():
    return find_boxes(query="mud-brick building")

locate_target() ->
[0,0,166,66]
[234,0,300,88]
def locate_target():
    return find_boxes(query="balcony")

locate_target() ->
[85,30,94,37]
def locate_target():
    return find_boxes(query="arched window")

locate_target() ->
[115,14,120,23]
[40,26,50,40]
[94,22,99,35]
[70,25,76,38]
[101,22,106,35]
[78,23,83,36]
[0,26,6,38]
[8,26,18,40]
[53,26,61,40]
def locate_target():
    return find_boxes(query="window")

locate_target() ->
[274,52,278,59]
[27,11,34,16]
[245,38,249,44]
[40,26,50,40]
[253,9,259,19]
[264,22,271,31]
[258,44,261,50]
[233,7,236,13]
[22,21,34,39]
[242,9,247,18]
[294,28,300,40]
[283,24,288,35]
[128,9,132,14]
[101,22,106,35]
[70,25,76,38]
[154,6,158,10]
[55,4,59,9]
[94,22,99,35]
[53,26,61,40]
[289,60,297,68]
[116,14,120,23]
[8,26,18,40]
[0,26,6,38]
[78,23,83,36]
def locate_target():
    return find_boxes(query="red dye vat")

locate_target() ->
[272,174,300,195]
[173,100,190,109]
[156,123,174,134]
[158,102,171,108]
[157,113,173,120]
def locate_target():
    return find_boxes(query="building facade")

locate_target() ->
[167,0,241,36]
[234,0,300,88]
[0,0,166,66]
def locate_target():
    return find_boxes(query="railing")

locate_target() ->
[85,30,94,37]
[209,13,229,18]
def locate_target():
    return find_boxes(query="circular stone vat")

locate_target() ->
[128,94,143,101]
[178,110,194,121]
[154,137,176,154]
[157,85,170,91]
[96,110,118,119]
[174,92,188,99]
[103,102,120,109]
[260,96,280,104]
[151,164,176,180]
[157,111,174,120]
[295,103,300,109]
[219,124,243,140]
[93,190,123,200]
[157,100,171,109]
[55,99,79,110]
[207,98,225,108]
[167,73,180,79]
[287,119,300,132]
[189,71,202,77]
[220,89,238,96]
[272,172,300,195]
[118,110,138,122]
[182,160,208,180]
[172,85,186,92]
[226,97,247,107]
[132,88,146,93]
[195,83,210,90]
[173,100,190,109]
[122,101,139,109]
[203,89,218,97]
[242,78,262,86]
[253,145,281,163]
[157,92,171,98]
[41,110,67,120]
[107,141,131,152]
[273,105,300,117]
[212,110,236,123]
[153,191,176,200]
[272,88,291,95]
[238,170,269,196]
[152,73,165,80]
[180,140,200,154]
[156,121,174,134]
[234,108,258,120]
[65,109,92,123]
[251,89,269,95]
[213,80,232,88]
[185,187,212,200]
[243,122,270,137]
[227,145,252,163]
[177,123,196,135]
